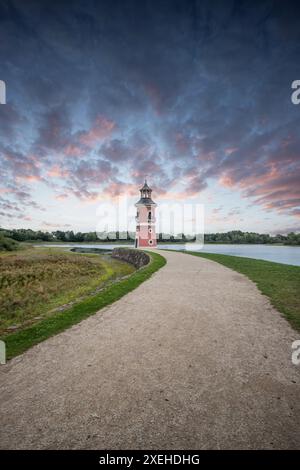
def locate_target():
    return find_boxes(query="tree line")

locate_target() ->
[0,228,300,245]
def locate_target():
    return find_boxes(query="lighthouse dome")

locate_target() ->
[135,180,156,206]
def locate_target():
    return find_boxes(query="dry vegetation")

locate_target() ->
[0,248,135,333]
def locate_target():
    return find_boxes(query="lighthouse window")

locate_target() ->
[149,240,153,245]
[148,211,151,220]
[149,228,152,233]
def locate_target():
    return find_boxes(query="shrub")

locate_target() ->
[0,234,19,251]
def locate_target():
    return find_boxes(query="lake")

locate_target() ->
[39,243,300,266]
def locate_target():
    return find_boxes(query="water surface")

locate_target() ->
[38,243,300,266]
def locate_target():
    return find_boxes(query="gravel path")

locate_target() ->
[0,250,299,449]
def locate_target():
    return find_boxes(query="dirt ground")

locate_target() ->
[0,250,299,449]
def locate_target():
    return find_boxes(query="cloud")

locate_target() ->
[0,104,26,141]
[41,221,72,228]
[1,0,300,230]
[78,116,116,147]
[47,165,69,178]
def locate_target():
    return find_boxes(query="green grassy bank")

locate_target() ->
[186,251,300,332]
[0,247,135,333]
[1,251,166,359]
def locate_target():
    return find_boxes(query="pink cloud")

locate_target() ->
[47,165,69,178]
[79,116,116,147]
[55,193,69,201]
[218,156,300,218]
[100,182,137,200]
[64,144,85,157]
[0,188,11,194]
[219,174,235,188]
[16,175,42,182]
[174,132,189,153]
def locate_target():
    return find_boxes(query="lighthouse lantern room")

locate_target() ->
[135,180,157,248]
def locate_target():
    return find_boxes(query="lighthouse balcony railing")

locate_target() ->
[135,216,156,223]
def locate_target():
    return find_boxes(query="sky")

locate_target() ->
[0,0,300,235]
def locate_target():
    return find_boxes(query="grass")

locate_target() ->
[0,247,135,333]
[186,251,300,332]
[1,250,166,359]
[0,234,19,251]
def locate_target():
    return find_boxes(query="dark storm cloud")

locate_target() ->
[0,0,300,221]
[0,103,26,140]
[34,105,72,155]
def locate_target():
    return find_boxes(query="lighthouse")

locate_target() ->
[135,180,157,248]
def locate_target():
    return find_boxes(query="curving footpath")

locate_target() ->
[0,250,299,449]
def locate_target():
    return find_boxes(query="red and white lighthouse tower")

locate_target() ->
[135,180,157,248]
